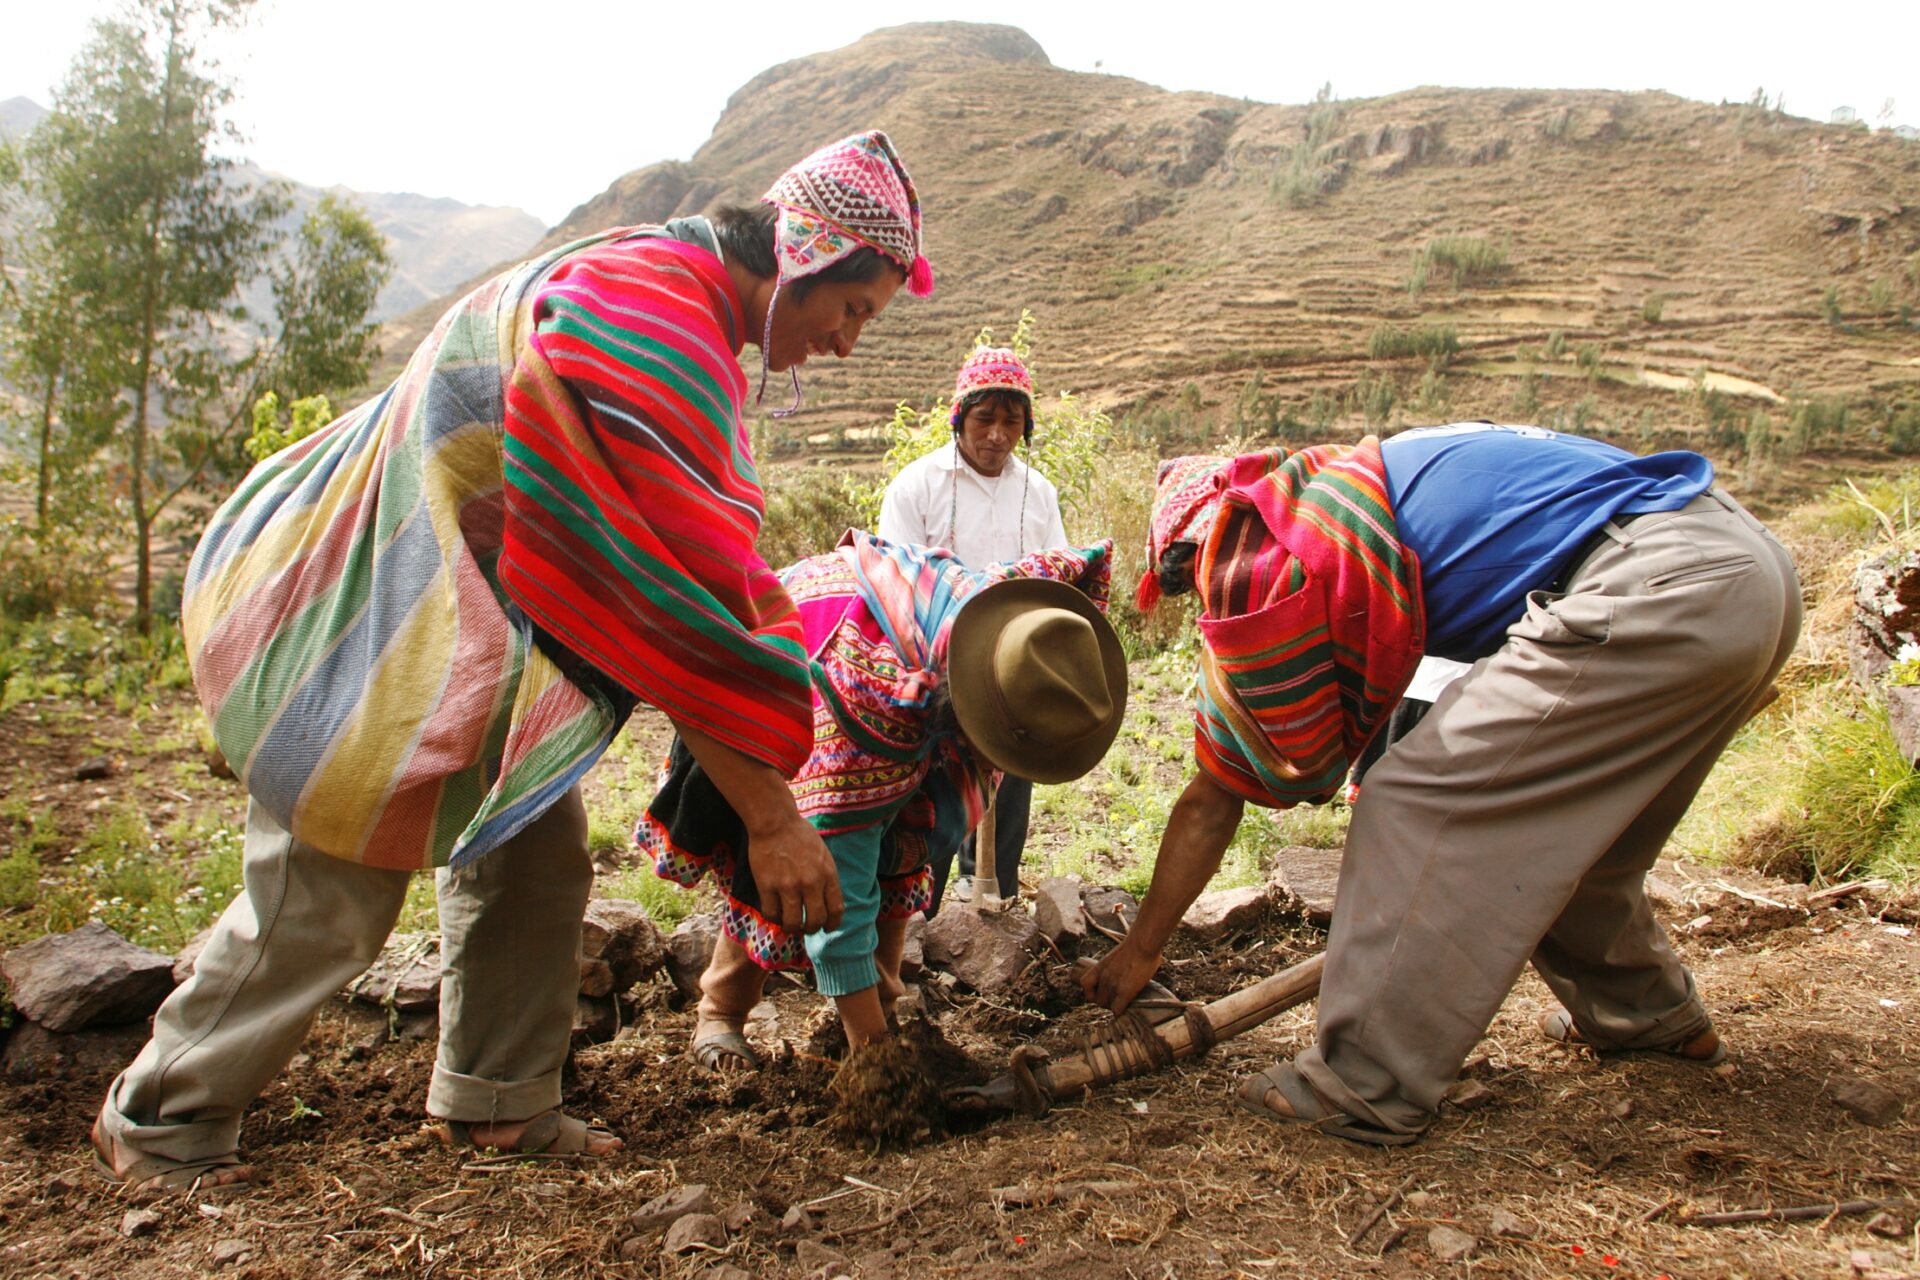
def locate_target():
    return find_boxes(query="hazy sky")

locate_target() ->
[5,0,1917,226]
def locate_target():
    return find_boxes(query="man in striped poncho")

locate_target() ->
[1085,424,1800,1146]
[91,132,936,1193]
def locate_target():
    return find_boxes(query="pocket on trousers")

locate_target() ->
[1521,588,1613,645]
[1643,555,1757,592]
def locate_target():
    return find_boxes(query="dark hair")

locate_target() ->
[709,202,902,302]
[954,387,1035,439]
[1153,541,1199,598]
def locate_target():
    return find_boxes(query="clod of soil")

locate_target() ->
[826,1029,946,1148]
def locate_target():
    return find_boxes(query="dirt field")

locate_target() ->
[2,685,1917,1280]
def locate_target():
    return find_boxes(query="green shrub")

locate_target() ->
[1752,695,1920,882]
[1641,294,1667,324]
[1408,236,1508,293]
[1887,402,1920,455]
[1366,323,1459,367]
[245,391,334,463]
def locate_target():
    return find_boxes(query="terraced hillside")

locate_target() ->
[385,22,1920,444]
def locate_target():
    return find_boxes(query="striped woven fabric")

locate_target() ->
[183,224,811,870]
[1191,441,1425,808]
[642,531,1114,969]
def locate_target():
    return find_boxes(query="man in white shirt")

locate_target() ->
[877,346,1070,901]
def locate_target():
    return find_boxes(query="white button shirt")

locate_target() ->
[876,441,1069,568]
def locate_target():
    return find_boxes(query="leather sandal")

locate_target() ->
[691,1029,764,1074]
[1233,1061,1424,1147]
[91,1116,253,1197]
[433,1109,618,1159]
[1539,1009,1728,1066]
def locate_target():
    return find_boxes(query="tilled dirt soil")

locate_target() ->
[3,882,1916,1280]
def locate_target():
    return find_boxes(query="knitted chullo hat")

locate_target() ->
[1135,454,1234,613]
[948,346,1034,429]
[758,130,934,418]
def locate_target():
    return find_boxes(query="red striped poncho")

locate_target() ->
[1191,442,1425,807]
[182,223,810,869]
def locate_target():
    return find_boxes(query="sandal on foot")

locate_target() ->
[691,1029,763,1075]
[1539,1009,1727,1067]
[90,1118,252,1198]
[434,1109,618,1159]
[1233,1062,1423,1148]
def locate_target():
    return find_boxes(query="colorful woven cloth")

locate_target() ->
[948,346,1033,427]
[641,531,1114,969]
[764,130,933,297]
[184,223,810,871]
[1136,453,1238,611]
[1187,442,1425,809]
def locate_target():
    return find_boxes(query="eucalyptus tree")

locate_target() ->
[21,0,388,630]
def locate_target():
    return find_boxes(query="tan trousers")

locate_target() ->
[1295,490,1801,1135]
[97,788,591,1166]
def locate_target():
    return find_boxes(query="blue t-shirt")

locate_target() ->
[1382,424,1714,660]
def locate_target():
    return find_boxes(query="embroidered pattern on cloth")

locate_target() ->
[764,130,932,294]
[183,225,809,871]
[1135,453,1241,611]
[640,532,1113,969]
[1188,441,1426,809]
[947,346,1033,427]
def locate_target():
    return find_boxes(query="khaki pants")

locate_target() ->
[97,789,591,1167]
[1295,491,1801,1135]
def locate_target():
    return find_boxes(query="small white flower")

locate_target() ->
[1898,643,1920,664]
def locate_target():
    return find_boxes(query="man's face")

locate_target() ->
[955,395,1026,477]
[765,270,903,373]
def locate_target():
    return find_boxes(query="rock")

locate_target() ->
[3,1020,148,1083]
[921,906,1044,993]
[663,1212,726,1255]
[720,1200,757,1233]
[73,756,114,781]
[1489,1207,1528,1238]
[572,995,616,1045]
[1443,1079,1495,1110]
[344,936,440,1012]
[893,984,926,1021]
[617,1237,648,1261]
[122,1208,163,1238]
[44,1175,75,1196]
[1404,1190,1435,1211]
[2,922,176,1032]
[704,1267,754,1280]
[580,899,666,996]
[1033,876,1087,944]
[172,926,215,985]
[1179,885,1268,942]
[1081,885,1138,935]
[665,913,722,1001]
[780,1204,814,1233]
[629,1183,712,1232]
[577,957,617,999]
[899,915,926,980]
[794,1239,849,1273]
[1266,845,1341,926]
[210,1238,253,1267]
[1458,1053,1492,1078]
[1427,1224,1476,1262]
[1608,1097,1635,1120]
[1830,1077,1905,1128]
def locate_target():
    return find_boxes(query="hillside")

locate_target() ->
[388,22,1920,445]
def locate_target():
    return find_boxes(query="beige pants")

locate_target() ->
[97,789,591,1167]
[1295,491,1801,1135]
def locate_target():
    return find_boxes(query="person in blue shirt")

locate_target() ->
[1087,423,1801,1145]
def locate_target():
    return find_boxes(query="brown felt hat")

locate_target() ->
[947,578,1128,784]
